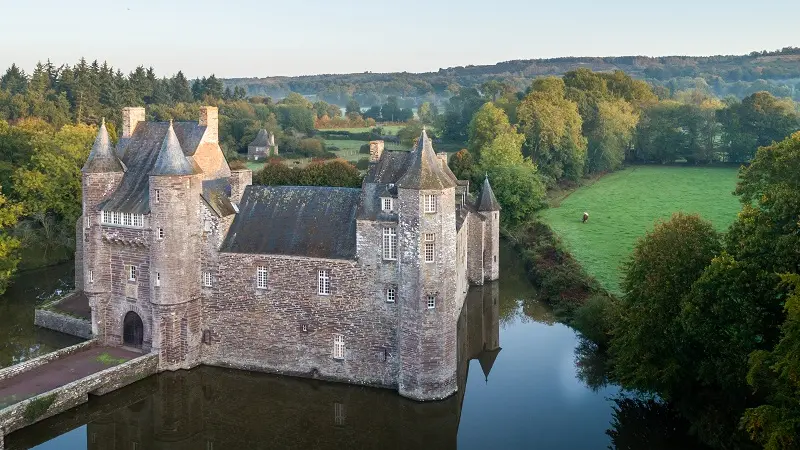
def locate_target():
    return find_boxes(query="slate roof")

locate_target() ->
[100,121,205,214]
[220,186,361,260]
[202,178,236,217]
[82,119,124,173]
[249,129,270,147]
[364,150,412,185]
[396,130,457,190]
[151,122,195,176]
[476,176,501,211]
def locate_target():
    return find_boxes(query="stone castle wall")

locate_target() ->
[203,252,399,389]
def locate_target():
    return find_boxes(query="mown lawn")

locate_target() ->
[539,166,741,294]
[316,125,404,135]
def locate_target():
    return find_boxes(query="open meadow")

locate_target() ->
[539,166,741,294]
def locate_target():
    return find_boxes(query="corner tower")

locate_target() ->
[81,119,124,338]
[396,130,459,400]
[477,175,501,282]
[148,122,203,370]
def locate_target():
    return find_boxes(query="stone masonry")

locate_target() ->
[77,107,501,401]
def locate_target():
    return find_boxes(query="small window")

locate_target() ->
[494,212,498,220]
[386,287,396,303]
[102,210,110,224]
[424,233,435,263]
[89,270,94,283]
[427,295,436,310]
[256,266,268,289]
[133,214,143,227]
[203,272,212,287]
[333,334,345,360]
[382,227,397,260]
[128,265,137,282]
[157,228,164,240]
[122,212,132,227]
[318,269,330,295]
[155,272,160,287]
[424,194,437,213]
[112,211,121,225]
[381,197,393,212]
[155,190,160,203]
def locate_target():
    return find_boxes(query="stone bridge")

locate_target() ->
[0,340,158,449]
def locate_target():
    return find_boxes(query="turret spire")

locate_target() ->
[82,118,124,173]
[151,121,194,176]
[396,130,456,190]
[477,175,501,211]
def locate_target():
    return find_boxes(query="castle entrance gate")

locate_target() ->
[123,311,144,348]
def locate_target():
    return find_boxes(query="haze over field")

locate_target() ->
[1,0,799,77]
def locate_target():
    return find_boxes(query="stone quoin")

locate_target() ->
[77,106,500,401]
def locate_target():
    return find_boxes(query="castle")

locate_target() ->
[78,106,500,401]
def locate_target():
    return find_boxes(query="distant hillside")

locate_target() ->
[223,47,800,105]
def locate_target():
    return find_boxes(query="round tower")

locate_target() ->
[149,121,203,370]
[396,131,459,400]
[477,175,501,282]
[81,119,124,340]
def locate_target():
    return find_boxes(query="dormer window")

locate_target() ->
[381,197,394,212]
[101,210,144,228]
[424,195,437,213]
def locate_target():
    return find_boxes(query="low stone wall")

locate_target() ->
[0,353,158,438]
[0,341,95,384]
[33,309,92,339]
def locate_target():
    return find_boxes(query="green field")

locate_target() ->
[539,166,741,294]
[317,125,404,135]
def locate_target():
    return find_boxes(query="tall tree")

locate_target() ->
[517,77,586,182]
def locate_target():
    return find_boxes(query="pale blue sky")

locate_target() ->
[1,0,798,78]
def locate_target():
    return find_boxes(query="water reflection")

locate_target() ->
[9,284,502,450]
[3,241,709,449]
[0,264,83,369]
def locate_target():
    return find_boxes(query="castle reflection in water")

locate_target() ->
[7,283,500,450]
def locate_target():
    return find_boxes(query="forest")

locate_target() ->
[224,47,800,105]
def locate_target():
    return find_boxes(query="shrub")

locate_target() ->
[356,157,370,170]
[228,159,248,170]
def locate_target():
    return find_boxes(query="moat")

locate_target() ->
[1,242,623,449]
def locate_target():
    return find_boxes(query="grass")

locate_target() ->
[539,166,741,294]
[96,352,129,366]
[316,125,404,135]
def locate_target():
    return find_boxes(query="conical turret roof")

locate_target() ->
[250,129,270,147]
[82,119,124,173]
[478,347,501,382]
[477,174,501,211]
[151,121,195,176]
[396,129,456,190]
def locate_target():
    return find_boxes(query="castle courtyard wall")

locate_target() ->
[203,252,399,388]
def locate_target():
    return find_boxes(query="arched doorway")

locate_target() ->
[123,311,144,348]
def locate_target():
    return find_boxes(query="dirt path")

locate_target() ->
[0,346,141,408]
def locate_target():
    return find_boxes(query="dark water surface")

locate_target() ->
[4,243,625,449]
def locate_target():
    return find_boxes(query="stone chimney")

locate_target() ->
[369,140,384,162]
[229,169,252,205]
[122,107,145,138]
[199,106,219,143]
[437,152,448,168]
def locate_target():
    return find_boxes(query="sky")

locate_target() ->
[1,0,798,79]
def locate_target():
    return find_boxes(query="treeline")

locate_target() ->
[583,134,800,448]
[445,68,800,192]
[224,47,800,106]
